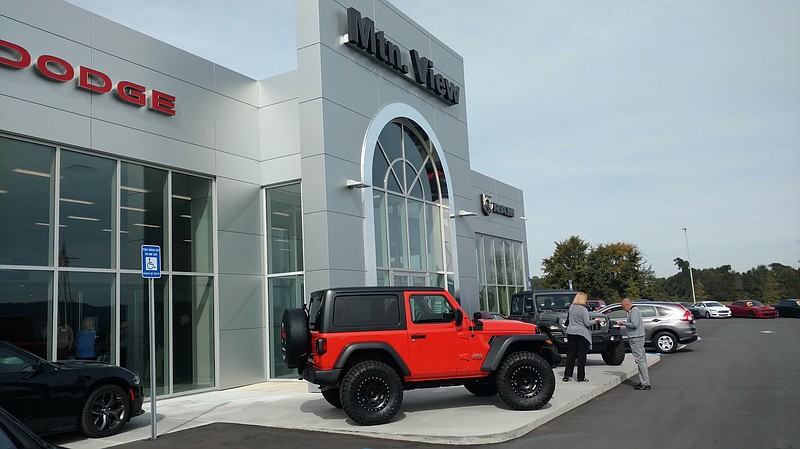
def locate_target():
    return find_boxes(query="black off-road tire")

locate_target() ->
[321,388,343,409]
[601,341,625,365]
[495,351,555,410]
[464,379,498,396]
[79,384,130,438]
[281,308,311,369]
[340,361,403,425]
[654,331,677,353]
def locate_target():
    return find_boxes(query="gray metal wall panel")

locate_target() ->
[218,328,266,389]
[214,95,260,160]
[217,230,263,276]
[218,274,265,331]
[0,95,91,148]
[216,178,263,235]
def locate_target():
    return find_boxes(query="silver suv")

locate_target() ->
[598,301,698,353]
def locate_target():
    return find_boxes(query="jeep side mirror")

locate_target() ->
[454,309,463,326]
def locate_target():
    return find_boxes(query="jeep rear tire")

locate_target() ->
[464,379,497,396]
[281,308,311,369]
[340,361,403,425]
[601,341,625,365]
[496,351,555,410]
[321,387,343,409]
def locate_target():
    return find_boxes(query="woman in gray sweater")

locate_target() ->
[563,292,602,382]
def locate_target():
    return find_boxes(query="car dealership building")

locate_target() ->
[0,0,528,395]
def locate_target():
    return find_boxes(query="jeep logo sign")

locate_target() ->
[481,194,515,218]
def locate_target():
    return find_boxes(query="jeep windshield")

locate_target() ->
[536,293,577,310]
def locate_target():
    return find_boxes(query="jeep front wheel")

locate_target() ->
[281,308,311,369]
[601,341,625,366]
[340,361,403,425]
[496,351,555,410]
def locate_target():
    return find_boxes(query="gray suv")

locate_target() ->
[597,300,698,353]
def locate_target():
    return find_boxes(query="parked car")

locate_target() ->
[477,311,506,320]
[587,300,607,311]
[597,300,698,353]
[693,301,732,319]
[728,300,777,319]
[773,299,800,318]
[0,341,144,438]
[0,406,64,449]
[679,302,701,318]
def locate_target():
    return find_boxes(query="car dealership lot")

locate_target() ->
[45,318,798,449]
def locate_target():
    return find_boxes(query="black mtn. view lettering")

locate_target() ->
[346,7,461,105]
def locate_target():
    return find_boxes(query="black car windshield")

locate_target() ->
[537,293,576,310]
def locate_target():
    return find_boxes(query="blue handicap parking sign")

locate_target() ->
[141,245,161,278]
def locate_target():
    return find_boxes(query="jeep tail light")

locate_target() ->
[681,309,692,322]
[316,338,327,355]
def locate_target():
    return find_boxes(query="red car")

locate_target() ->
[728,300,777,318]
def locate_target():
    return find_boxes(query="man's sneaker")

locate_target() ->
[634,384,651,390]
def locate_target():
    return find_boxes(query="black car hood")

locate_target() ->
[51,360,139,381]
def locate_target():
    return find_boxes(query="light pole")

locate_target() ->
[682,228,697,304]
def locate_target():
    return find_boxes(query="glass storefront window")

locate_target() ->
[266,184,303,274]
[120,274,168,396]
[172,174,213,273]
[59,151,116,269]
[120,163,167,270]
[372,120,451,288]
[57,271,115,363]
[172,275,214,392]
[266,183,304,379]
[477,234,525,314]
[0,138,55,266]
[1,135,216,395]
[268,276,303,379]
[0,270,53,359]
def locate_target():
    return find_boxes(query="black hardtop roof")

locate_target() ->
[512,289,577,296]
[311,286,447,295]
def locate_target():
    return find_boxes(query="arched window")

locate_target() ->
[372,120,452,289]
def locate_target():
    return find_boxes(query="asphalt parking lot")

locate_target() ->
[48,353,658,448]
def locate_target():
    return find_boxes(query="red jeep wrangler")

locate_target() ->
[281,287,560,425]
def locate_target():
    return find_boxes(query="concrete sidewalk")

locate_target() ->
[50,354,659,448]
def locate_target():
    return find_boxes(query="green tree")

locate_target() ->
[541,236,589,290]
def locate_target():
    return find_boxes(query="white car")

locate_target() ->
[694,301,731,318]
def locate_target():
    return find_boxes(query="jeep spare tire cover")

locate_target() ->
[281,308,311,369]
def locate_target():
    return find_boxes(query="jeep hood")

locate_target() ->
[478,319,539,333]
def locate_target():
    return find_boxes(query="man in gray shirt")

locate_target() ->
[618,298,651,390]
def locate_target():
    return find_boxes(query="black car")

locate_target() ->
[679,302,702,318]
[0,406,64,449]
[0,341,144,438]
[774,299,800,318]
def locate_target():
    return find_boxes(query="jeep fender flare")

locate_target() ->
[334,342,411,377]
[481,335,551,371]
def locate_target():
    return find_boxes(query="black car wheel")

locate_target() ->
[601,341,625,365]
[495,351,555,410]
[748,311,755,319]
[281,308,311,369]
[321,387,343,408]
[705,311,711,319]
[340,361,403,425]
[464,379,498,396]
[79,384,130,438]
[654,331,677,353]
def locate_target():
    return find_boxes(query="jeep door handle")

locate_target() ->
[411,334,426,340]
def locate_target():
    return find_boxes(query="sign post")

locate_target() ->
[141,245,161,441]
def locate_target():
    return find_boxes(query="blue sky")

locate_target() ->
[64,0,800,279]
